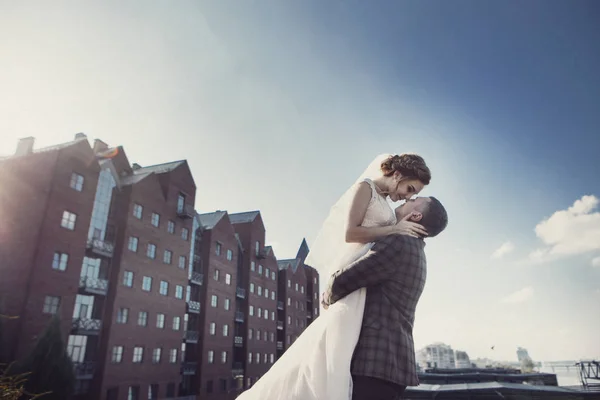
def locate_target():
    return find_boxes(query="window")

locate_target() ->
[169,349,178,363]
[146,244,156,259]
[226,249,233,260]
[257,286,262,296]
[167,220,175,234]
[225,273,232,285]
[175,285,184,299]
[148,384,159,400]
[52,252,68,271]
[265,267,270,277]
[106,387,119,400]
[257,330,261,341]
[287,335,291,345]
[159,281,169,296]
[287,280,291,288]
[248,329,253,339]
[215,242,221,255]
[42,296,60,314]
[258,265,263,275]
[133,347,144,363]
[209,322,216,335]
[223,324,229,336]
[314,277,318,285]
[206,380,214,394]
[127,236,138,252]
[249,306,254,316]
[152,348,162,363]
[256,352,260,364]
[151,212,160,227]
[287,297,291,306]
[163,250,172,264]
[220,378,227,393]
[156,313,165,329]
[250,283,255,293]
[295,300,299,309]
[177,193,186,213]
[117,308,129,324]
[271,292,275,301]
[270,354,275,364]
[265,288,269,298]
[224,298,230,311]
[255,241,260,255]
[248,352,253,364]
[123,271,134,287]
[257,308,262,318]
[172,316,181,331]
[70,172,84,191]
[301,286,305,294]
[271,311,275,321]
[251,261,255,271]
[271,271,276,280]
[111,346,123,363]
[178,256,186,269]
[133,204,143,219]
[138,311,148,326]
[211,295,218,308]
[61,211,77,230]
[128,386,139,400]
[214,269,220,281]
[221,351,228,363]
[295,283,299,291]
[142,276,152,292]
[182,228,189,241]
[287,316,291,325]
[264,353,268,363]
[264,311,268,320]
[270,332,275,342]
[208,350,214,364]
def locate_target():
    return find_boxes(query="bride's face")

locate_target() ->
[388,175,426,202]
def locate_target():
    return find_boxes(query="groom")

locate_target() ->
[322,196,448,400]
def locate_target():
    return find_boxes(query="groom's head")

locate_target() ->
[396,197,448,238]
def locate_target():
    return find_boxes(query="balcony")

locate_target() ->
[236,287,246,299]
[277,321,284,330]
[86,238,114,258]
[79,276,108,296]
[181,361,197,375]
[307,314,313,319]
[234,336,243,347]
[235,311,245,323]
[71,318,102,335]
[277,301,284,310]
[232,362,244,376]
[177,204,195,219]
[73,361,95,380]
[189,271,203,286]
[187,301,201,314]
[276,341,283,350]
[184,330,199,343]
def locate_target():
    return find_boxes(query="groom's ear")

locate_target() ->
[410,212,423,222]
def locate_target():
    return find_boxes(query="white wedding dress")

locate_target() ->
[236,178,396,400]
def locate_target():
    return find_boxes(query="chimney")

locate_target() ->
[132,163,142,170]
[15,137,35,156]
[93,139,109,154]
[75,132,87,140]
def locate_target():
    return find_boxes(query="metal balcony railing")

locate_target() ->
[181,361,197,375]
[236,287,246,299]
[277,321,283,330]
[177,204,195,219]
[86,238,114,258]
[184,330,199,343]
[232,362,244,375]
[277,301,284,310]
[234,336,243,347]
[187,301,201,314]
[79,276,108,296]
[235,311,245,323]
[276,341,283,350]
[73,361,95,379]
[189,271,203,286]
[71,318,102,335]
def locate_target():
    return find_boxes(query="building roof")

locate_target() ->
[277,258,300,272]
[1,136,88,162]
[409,382,582,394]
[229,211,260,224]
[120,173,150,186]
[133,160,186,175]
[197,211,227,230]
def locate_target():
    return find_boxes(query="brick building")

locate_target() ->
[0,135,196,400]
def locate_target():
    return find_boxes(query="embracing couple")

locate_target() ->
[237,154,449,400]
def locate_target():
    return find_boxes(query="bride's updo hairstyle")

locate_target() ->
[380,154,431,185]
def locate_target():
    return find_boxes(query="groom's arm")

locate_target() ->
[322,235,404,306]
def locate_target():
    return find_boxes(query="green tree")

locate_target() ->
[17,316,74,399]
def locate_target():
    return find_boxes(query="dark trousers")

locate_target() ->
[351,375,407,400]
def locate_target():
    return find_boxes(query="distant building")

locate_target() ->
[417,343,457,369]
[517,347,532,362]
[454,350,471,369]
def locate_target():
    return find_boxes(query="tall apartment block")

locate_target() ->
[0,135,319,400]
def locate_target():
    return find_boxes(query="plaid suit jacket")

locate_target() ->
[323,234,427,387]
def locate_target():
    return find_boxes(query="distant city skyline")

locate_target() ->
[1,1,599,361]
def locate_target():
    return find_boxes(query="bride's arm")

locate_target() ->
[345,182,397,244]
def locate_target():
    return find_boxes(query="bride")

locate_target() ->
[236,153,432,400]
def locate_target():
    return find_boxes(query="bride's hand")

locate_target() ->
[392,213,428,238]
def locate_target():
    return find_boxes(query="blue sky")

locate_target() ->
[1,1,598,362]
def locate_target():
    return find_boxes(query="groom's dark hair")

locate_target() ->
[420,197,448,238]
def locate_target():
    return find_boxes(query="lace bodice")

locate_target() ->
[361,179,397,228]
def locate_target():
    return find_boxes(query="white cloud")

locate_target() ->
[528,195,600,264]
[501,286,534,304]
[592,257,600,268]
[491,241,515,259]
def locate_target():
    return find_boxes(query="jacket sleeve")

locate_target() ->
[323,235,401,305]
